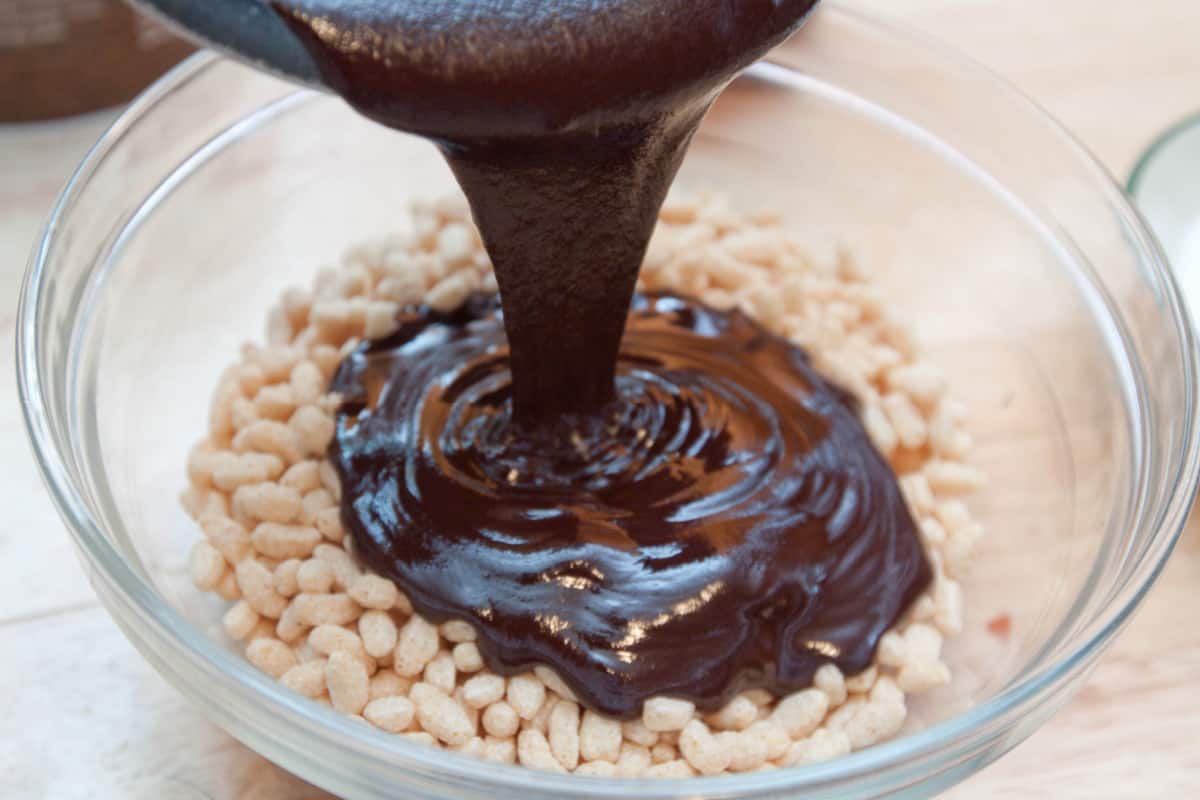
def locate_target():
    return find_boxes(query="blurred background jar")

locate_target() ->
[1,0,191,122]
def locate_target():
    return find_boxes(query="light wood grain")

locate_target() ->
[2,1,1199,797]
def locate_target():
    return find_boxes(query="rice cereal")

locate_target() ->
[180,191,985,777]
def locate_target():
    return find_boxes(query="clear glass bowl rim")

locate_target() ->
[16,4,1200,796]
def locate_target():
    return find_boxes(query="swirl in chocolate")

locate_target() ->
[331,294,931,717]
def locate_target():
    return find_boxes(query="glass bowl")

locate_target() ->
[18,5,1199,799]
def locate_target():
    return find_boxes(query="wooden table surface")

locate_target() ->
[2,1,1198,797]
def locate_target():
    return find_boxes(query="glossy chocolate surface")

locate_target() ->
[331,294,931,717]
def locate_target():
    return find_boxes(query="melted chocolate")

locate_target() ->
[331,294,931,717]
[266,0,933,714]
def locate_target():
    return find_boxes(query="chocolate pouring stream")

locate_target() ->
[269,0,826,417]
